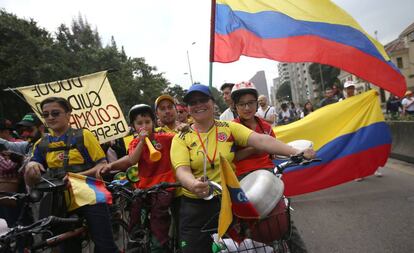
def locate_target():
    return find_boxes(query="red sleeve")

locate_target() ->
[128,138,140,155]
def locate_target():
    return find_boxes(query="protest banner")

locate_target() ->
[16,71,128,143]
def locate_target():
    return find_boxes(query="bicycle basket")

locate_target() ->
[245,198,290,244]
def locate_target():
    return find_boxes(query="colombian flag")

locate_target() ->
[274,90,391,196]
[218,155,259,238]
[213,0,406,96]
[66,173,112,211]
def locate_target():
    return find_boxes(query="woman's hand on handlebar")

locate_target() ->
[190,177,210,198]
[299,148,316,160]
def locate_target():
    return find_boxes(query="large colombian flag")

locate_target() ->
[218,155,259,238]
[212,0,406,96]
[274,90,391,196]
[66,172,112,211]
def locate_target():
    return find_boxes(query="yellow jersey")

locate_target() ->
[31,128,106,171]
[171,120,252,198]
[155,125,178,134]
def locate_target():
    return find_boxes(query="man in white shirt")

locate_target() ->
[219,83,237,121]
[402,90,414,116]
[256,95,276,125]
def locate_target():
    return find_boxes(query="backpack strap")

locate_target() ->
[264,106,271,119]
[39,128,93,178]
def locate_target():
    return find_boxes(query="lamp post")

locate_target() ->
[186,42,196,85]
[184,72,191,86]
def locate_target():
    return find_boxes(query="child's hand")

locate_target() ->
[138,128,149,140]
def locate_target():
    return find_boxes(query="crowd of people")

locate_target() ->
[2,80,409,252]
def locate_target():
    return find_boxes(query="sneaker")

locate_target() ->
[355,178,364,182]
[374,170,383,177]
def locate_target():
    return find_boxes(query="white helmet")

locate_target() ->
[231,81,258,103]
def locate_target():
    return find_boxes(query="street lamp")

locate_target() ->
[186,42,196,85]
[183,72,191,86]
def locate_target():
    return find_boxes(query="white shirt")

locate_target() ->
[220,108,236,121]
[256,106,276,125]
[402,97,414,112]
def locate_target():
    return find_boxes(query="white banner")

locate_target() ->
[16,71,128,143]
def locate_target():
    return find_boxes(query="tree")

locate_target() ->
[164,84,187,103]
[0,10,59,120]
[0,11,170,120]
[276,82,292,101]
[308,63,340,95]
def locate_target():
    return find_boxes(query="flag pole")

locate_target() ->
[209,0,217,88]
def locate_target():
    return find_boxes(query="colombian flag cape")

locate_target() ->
[66,173,112,211]
[274,90,391,196]
[213,0,406,96]
[218,155,260,238]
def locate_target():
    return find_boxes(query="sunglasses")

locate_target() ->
[187,97,210,106]
[41,110,64,119]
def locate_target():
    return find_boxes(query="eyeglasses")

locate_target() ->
[187,97,210,106]
[41,110,64,119]
[236,100,257,109]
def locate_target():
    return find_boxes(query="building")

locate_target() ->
[269,77,280,106]
[249,70,269,99]
[385,21,414,91]
[277,62,316,106]
[337,70,371,96]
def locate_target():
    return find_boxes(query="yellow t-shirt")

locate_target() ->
[171,120,253,198]
[155,125,178,134]
[31,129,106,170]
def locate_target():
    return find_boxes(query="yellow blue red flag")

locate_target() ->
[218,155,259,238]
[273,90,391,196]
[213,0,406,96]
[66,172,112,211]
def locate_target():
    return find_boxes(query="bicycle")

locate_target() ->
[202,153,321,253]
[108,181,182,253]
[0,176,130,252]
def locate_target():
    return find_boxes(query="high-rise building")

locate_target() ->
[277,62,316,105]
[249,70,269,99]
[270,77,280,106]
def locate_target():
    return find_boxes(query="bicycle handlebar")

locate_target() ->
[133,182,181,197]
[0,216,81,243]
[107,181,181,201]
[0,190,42,203]
[274,153,321,174]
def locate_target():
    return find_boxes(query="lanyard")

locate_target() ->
[195,123,218,170]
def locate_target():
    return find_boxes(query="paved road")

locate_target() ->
[291,158,414,253]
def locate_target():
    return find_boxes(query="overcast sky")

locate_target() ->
[1,0,413,90]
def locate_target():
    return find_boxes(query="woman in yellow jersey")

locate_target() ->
[170,84,315,253]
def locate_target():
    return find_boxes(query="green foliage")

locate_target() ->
[164,84,187,103]
[0,10,169,121]
[210,86,227,113]
[276,82,292,101]
[308,63,340,94]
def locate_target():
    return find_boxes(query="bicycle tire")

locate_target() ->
[111,218,130,253]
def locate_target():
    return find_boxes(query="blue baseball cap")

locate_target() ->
[183,84,214,103]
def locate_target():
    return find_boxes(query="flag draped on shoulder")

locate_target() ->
[273,90,391,196]
[66,172,112,211]
[212,0,406,96]
[218,155,259,238]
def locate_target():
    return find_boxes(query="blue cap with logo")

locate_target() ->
[183,84,213,103]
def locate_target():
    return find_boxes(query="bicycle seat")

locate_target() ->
[34,176,67,192]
